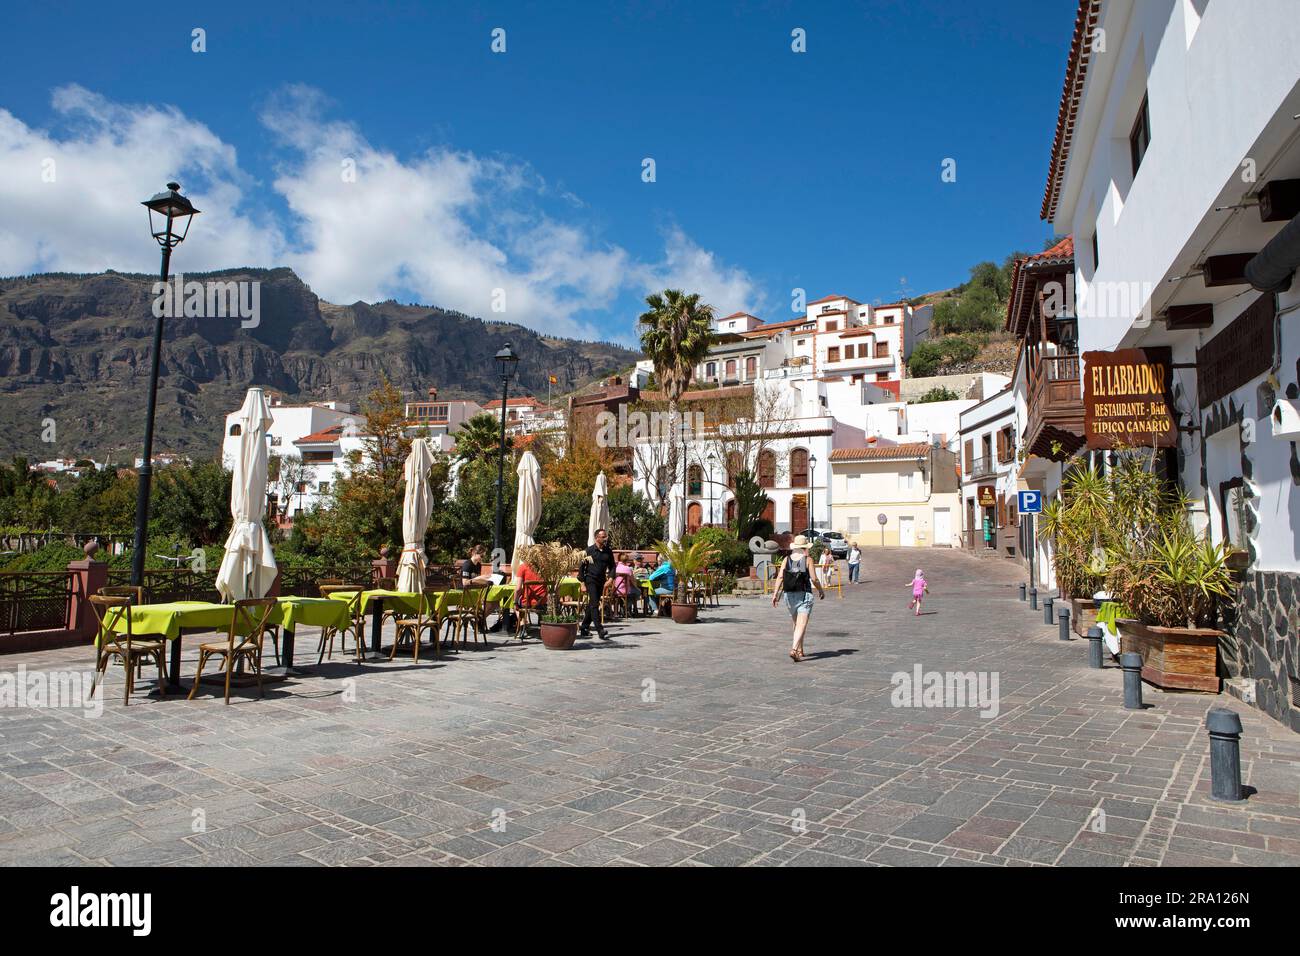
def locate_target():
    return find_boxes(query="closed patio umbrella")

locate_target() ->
[667,488,685,546]
[513,450,541,566]
[396,438,436,592]
[216,388,278,602]
[587,471,610,546]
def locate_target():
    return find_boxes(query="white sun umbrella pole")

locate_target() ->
[513,450,542,567]
[587,471,610,546]
[396,438,437,592]
[216,388,278,602]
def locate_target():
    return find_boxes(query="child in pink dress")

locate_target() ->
[908,569,929,615]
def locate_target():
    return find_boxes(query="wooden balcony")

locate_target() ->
[1025,353,1085,461]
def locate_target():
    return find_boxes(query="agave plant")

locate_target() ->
[654,538,719,604]
[518,541,587,622]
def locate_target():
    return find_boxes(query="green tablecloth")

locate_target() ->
[271,596,351,632]
[327,589,424,616]
[102,600,234,643]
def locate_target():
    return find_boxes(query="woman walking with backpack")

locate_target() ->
[771,534,826,662]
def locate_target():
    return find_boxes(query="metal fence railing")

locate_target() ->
[0,571,75,637]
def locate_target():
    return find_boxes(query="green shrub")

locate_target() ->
[687,527,752,574]
[917,386,961,403]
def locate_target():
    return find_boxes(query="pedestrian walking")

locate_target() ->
[579,528,615,640]
[847,542,862,584]
[771,534,825,662]
[908,568,929,616]
[817,546,834,588]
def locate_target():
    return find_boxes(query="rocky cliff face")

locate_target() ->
[0,268,639,460]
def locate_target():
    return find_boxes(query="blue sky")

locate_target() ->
[1,1,1077,344]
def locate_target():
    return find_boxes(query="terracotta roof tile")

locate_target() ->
[1042,0,1102,221]
[830,442,931,462]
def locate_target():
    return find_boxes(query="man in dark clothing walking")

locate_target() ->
[580,528,615,640]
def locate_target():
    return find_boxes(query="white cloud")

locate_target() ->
[0,85,763,341]
[0,85,281,276]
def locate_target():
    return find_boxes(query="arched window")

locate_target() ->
[758,450,776,489]
[725,499,737,524]
[790,448,809,487]
[687,464,703,496]
[726,452,743,488]
[706,361,717,378]
[725,358,737,378]
[229,424,242,436]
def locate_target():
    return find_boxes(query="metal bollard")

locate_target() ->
[1087,626,1103,669]
[1206,709,1246,803]
[1043,595,1054,626]
[1121,652,1144,710]
[1058,607,1071,640]
[1019,583,1027,601]
[1029,587,1038,610]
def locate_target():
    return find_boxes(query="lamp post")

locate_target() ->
[809,453,818,534]
[492,343,519,562]
[707,450,718,527]
[132,183,199,587]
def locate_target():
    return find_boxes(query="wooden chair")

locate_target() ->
[442,587,488,650]
[89,594,166,706]
[317,585,367,662]
[188,598,278,704]
[560,579,586,620]
[390,588,441,663]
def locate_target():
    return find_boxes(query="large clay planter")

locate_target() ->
[1118,621,1221,692]
[1070,598,1098,638]
[671,602,699,624]
[539,620,578,650]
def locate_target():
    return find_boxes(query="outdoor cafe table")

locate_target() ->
[102,600,234,691]
[266,596,352,677]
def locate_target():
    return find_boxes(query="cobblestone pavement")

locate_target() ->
[2,547,1299,867]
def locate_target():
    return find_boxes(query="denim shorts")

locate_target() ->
[784,590,814,618]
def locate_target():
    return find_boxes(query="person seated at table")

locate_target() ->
[612,555,634,609]
[513,560,547,609]
[630,552,648,580]
[647,557,675,615]
[460,545,493,586]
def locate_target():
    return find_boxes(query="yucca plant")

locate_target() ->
[518,541,587,622]
[654,538,719,604]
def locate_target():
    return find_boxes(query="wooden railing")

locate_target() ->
[0,571,75,637]
[1029,354,1082,413]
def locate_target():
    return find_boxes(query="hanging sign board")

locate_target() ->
[977,485,997,508]
[1082,347,1176,449]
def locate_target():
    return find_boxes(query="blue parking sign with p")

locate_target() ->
[1018,490,1042,514]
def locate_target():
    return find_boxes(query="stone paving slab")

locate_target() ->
[2,546,1299,866]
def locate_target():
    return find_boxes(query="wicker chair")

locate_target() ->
[188,598,278,704]
[89,594,166,705]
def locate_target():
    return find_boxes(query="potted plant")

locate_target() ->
[655,538,719,624]
[1107,523,1236,692]
[517,541,587,649]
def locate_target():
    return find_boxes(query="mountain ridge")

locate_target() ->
[0,268,641,460]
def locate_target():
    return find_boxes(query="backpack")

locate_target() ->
[782,554,811,593]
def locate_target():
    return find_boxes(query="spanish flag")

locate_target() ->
[549,375,558,384]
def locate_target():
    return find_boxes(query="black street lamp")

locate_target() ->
[706,450,718,527]
[809,453,818,534]
[492,342,519,562]
[132,183,199,587]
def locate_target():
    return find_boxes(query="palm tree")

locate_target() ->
[638,290,716,509]
[455,412,512,465]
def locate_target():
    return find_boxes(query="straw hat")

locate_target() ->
[791,534,811,549]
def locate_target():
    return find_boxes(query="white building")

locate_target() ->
[830,442,961,548]
[631,377,866,535]
[958,386,1019,554]
[1041,0,1300,725]
[221,397,361,524]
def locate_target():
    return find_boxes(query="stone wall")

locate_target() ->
[1227,570,1300,733]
